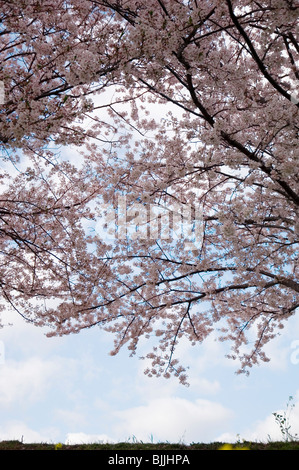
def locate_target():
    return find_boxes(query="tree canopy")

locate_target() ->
[0,0,298,384]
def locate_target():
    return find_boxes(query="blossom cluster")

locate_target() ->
[0,0,298,383]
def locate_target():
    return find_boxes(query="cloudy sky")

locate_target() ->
[1,304,299,445]
[1,90,299,446]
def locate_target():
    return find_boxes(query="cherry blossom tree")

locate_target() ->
[0,0,298,384]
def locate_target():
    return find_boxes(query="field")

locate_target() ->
[0,439,299,450]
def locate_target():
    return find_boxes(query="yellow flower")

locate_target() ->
[54,442,63,450]
[219,443,250,450]
[219,444,234,450]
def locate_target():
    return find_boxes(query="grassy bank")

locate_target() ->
[1,439,299,450]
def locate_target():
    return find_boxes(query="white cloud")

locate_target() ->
[1,290,298,448]
[113,397,234,444]
[0,420,59,443]
[216,414,281,444]
[0,357,58,406]
[249,395,299,442]
[217,392,299,443]
[53,409,88,429]
[134,359,221,404]
[170,331,236,377]
[189,377,221,395]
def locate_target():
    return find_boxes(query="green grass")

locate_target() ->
[1,439,299,450]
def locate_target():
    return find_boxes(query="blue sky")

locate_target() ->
[0,90,298,446]
[1,304,299,445]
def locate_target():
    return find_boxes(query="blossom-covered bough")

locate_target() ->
[0,0,298,384]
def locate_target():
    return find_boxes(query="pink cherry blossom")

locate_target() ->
[0,0,298,384]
